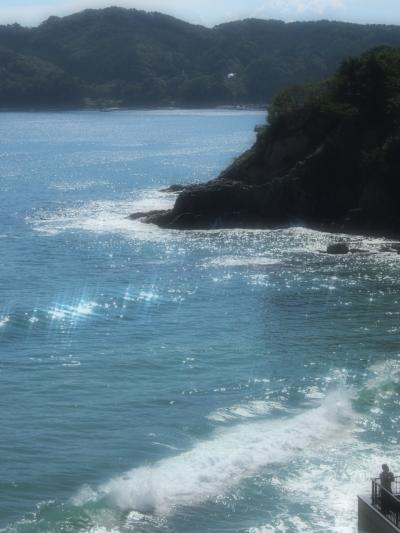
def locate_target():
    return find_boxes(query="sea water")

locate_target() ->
[0,110,399,533]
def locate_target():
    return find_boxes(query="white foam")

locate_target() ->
[249,516,310,533]
[0,316,10,327]
[279,226,388,256]
[85,526,121,533]
[282,448,400,533]
[246,444,400,533]
[30,189,175,242]
[205,256,280,268]
[304,386,326,400]
[207,400,284,422]
[76,392,354,516]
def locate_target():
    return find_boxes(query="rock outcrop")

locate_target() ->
[140,48,400,238]
[326,243,349,255]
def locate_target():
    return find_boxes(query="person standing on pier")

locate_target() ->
[380,464,395,514]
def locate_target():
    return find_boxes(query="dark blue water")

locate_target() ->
[1,110,399,533]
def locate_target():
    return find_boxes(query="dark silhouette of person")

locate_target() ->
[380,464,395,515]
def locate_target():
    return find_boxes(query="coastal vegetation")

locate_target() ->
[146,47,400,237]
[3,8,400,108]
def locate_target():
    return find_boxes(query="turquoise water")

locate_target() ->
[1,110,400,533]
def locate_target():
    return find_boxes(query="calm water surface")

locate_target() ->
[0,110,399,532]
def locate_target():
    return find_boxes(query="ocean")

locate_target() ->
[0,109,399,532]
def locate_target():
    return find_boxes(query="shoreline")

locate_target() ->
[134,185,400,243]
[0,104,268,113]
[130,202,400,245]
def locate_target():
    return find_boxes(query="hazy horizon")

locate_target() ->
[1,0,400,28]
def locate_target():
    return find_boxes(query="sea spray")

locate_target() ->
[352,358,400,414]
[30,190,175,242]
[74,392,355,515]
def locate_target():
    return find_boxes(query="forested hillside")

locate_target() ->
[2,7,400,108]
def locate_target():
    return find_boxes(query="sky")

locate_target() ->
[0,0,399,27]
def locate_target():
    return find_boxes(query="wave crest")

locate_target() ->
[76,392,354,515]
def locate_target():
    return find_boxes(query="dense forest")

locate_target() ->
[2,7,400,108]
[147,46,400,236]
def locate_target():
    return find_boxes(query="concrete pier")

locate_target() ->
[358,495,400,533]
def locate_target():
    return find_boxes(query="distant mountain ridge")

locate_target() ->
[2,7,400,108]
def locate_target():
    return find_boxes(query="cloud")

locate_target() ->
[276,0,344,12]
[252,0,346,18]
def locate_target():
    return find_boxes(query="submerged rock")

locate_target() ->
[127,210,166,221]
[349,247,371,254]
[326,242,349,255]
[160,184,187,193]
[378,243,400,256]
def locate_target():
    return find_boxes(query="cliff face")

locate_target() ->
[147,47,400,237]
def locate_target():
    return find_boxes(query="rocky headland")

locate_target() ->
[134,48,400,239]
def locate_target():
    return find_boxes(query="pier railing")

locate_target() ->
[371,476,400,528]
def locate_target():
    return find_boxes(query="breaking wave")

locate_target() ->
[75,392,354,515]
[29,189,175,241]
